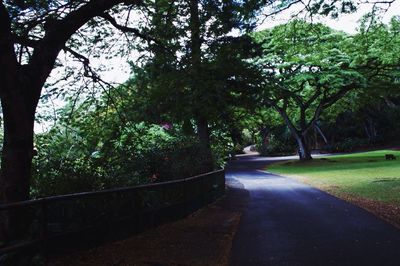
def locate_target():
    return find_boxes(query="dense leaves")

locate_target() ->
[31,100,211,197]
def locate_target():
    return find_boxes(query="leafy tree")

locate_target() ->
[0,0,154,206]
[253,20,365,160]
[0,0,180,251]
[335,16,400,143]
[129,0,264,169]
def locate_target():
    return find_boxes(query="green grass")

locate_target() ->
[268,150,400,203]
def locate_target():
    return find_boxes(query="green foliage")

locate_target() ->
[323,138,368,153]
[129,0,263,145]
[31,94,210,197]
[257,134,292,156]
[250,20,366,159]
[18,2,400,198]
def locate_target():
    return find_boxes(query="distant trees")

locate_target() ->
[252,21,365,160]
[250,16,400,159]
[341,16,400,143]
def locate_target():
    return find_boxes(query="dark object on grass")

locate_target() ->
[372,178,399,183]
[385,154,396,160]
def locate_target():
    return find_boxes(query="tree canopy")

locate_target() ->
[251,20,363,159]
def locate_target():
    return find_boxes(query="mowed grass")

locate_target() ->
[268,150,400,204]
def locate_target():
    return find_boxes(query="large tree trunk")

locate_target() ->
[275,107,313,161]
[189,0,213,171]
[295,134,312,161]
[0,79,40,244]
[196,116,214,171]
[0,3,42,204]
[0,88,37,203]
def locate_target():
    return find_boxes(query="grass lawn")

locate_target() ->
[267,150,400,226]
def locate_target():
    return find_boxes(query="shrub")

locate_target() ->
[257,134,296,156]
[322,138,368,153]
[31,123,209,198]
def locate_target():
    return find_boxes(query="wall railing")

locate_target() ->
[0,169,225,256]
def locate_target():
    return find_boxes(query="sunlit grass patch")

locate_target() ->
[268,150,400,203]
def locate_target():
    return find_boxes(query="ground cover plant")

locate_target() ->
[268,150,400,226]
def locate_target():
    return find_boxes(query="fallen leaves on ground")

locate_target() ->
[49,187,247,266]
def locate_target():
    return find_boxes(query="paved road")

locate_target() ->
[227,155,400,266]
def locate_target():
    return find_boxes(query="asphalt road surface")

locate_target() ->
[227,155,400,266]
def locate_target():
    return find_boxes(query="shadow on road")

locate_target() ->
[226,154,400,266]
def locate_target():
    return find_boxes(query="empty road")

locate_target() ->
[227,155,400,266]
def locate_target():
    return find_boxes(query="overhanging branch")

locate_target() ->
[100,12,158,44]
[63,46,99,82]
[12,35,40,48]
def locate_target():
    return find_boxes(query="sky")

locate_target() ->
[258,1,400,33]
[34,2,400,133]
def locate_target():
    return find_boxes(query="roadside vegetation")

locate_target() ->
[268,150,400,226]
[2,1,400,264]
[2,1,400,203]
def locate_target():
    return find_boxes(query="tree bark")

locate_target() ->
[363,116,377,143]
[0,72,41,244]
[274,106,313,161]
[315,124,328,144]
[195,116,214,171]
[0,90,36,203]
[295,134,313,160]
[189,0,213,170]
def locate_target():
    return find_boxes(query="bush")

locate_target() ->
[257,134,296,156]
[322,138,368,153]
[31,123,209,198]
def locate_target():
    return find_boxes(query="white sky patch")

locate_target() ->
[320,2,400,33]
[258,1,400,34]
[34,47,139,133]
[93,55,132,83]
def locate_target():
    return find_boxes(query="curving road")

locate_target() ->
[227,154,400,266]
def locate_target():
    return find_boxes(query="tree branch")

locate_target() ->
[29,0,141,89]
[63,46,99,82]
[0,3,19,94]
[12,35,40,48]
[100,12,155,42]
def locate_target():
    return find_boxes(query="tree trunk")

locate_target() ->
[0,77,40,244]
[259,127,269,156]
[274,107,313,161]
[295,134,313,161]
[363,117,377,143]
[0,98,35,203]
[315,124,328,144]
[189,0,213,171]
[229,126,243,148]
[196,117,214,171]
